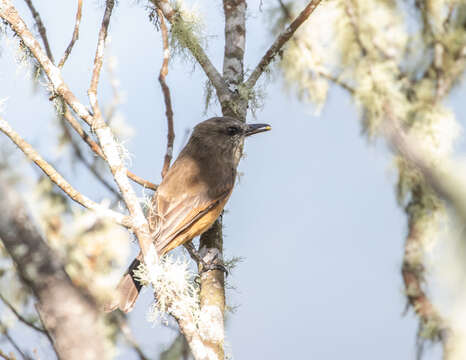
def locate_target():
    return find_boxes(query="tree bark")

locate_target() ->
[0,178,106,360]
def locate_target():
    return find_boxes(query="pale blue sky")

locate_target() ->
[0,1,454,359]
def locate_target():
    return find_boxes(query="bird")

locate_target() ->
[105,116,271,312]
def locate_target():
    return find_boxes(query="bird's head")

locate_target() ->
[192,116,271,146]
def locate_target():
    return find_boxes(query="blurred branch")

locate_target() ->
[277,0,292,20]
[0,178,106,360]
[343,0,367,57]
[0,116,131,227]
[23,0,54,62]
[0,324,30,360]
[0,293,47,335]
[159,333,190,360]
[157,8,175,179]
[402,188,447,346]
[117,316,150,360]
[245,0,322,89]
[58,0,83,68]
[383,104,466,221]
[0,349,16,360]
[276,1,355,94]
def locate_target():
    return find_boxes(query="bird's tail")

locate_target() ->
[104,255,143,313]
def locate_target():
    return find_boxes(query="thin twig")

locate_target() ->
[23,0,54,62]
[0,293,46,334]
[88,0,114,121]
[150,0,229,101]
[278,0,293,20]
[63,109,157,190]
[157,8,175,179]
[0,324,29,360]
[117,316,150,360]
[61,117,122,199]
[344,0,367,57]
[58,0,83,68]
[276,1,355,94]
[245,0,322,89]
[317,70,355,94]
[0,117,131,227]
[0,350,15,360]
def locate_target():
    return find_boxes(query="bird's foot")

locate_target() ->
[200,262,229,276]
[183,242,229,276]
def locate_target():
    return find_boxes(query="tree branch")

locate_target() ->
[0,1,93,126]
[58,0,83,68]
[245,0,322,89]
[402,191,446,344]
[221,0,247,118]
[88,0,113,119]
[149,0,230,103]
[223,0,246,86]
[0,178,106,360]
[0,293,47,335]
[157,8,175,179]
[0,325,30,360]
[63,108,157,190]
[86,0,155,260]
[60,115,122,199]
[0,117,131,227]
[198,221,226,360]
[117,315,151,360]
[23,0,54,62]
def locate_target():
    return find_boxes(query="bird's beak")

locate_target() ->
[245,123,272,137]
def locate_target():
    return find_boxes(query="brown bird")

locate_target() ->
[106,116,271,312]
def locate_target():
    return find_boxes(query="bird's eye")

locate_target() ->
[227,126,240,136]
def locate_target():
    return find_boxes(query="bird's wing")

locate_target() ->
[152,188,232,254]
[149,155,235,255]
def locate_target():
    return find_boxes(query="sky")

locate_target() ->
[0,0,454,359]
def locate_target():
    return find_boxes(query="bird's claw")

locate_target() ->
[200,262,229,277]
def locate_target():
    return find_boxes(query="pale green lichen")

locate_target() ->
[133,253,200,325]
[168,1,206,64]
